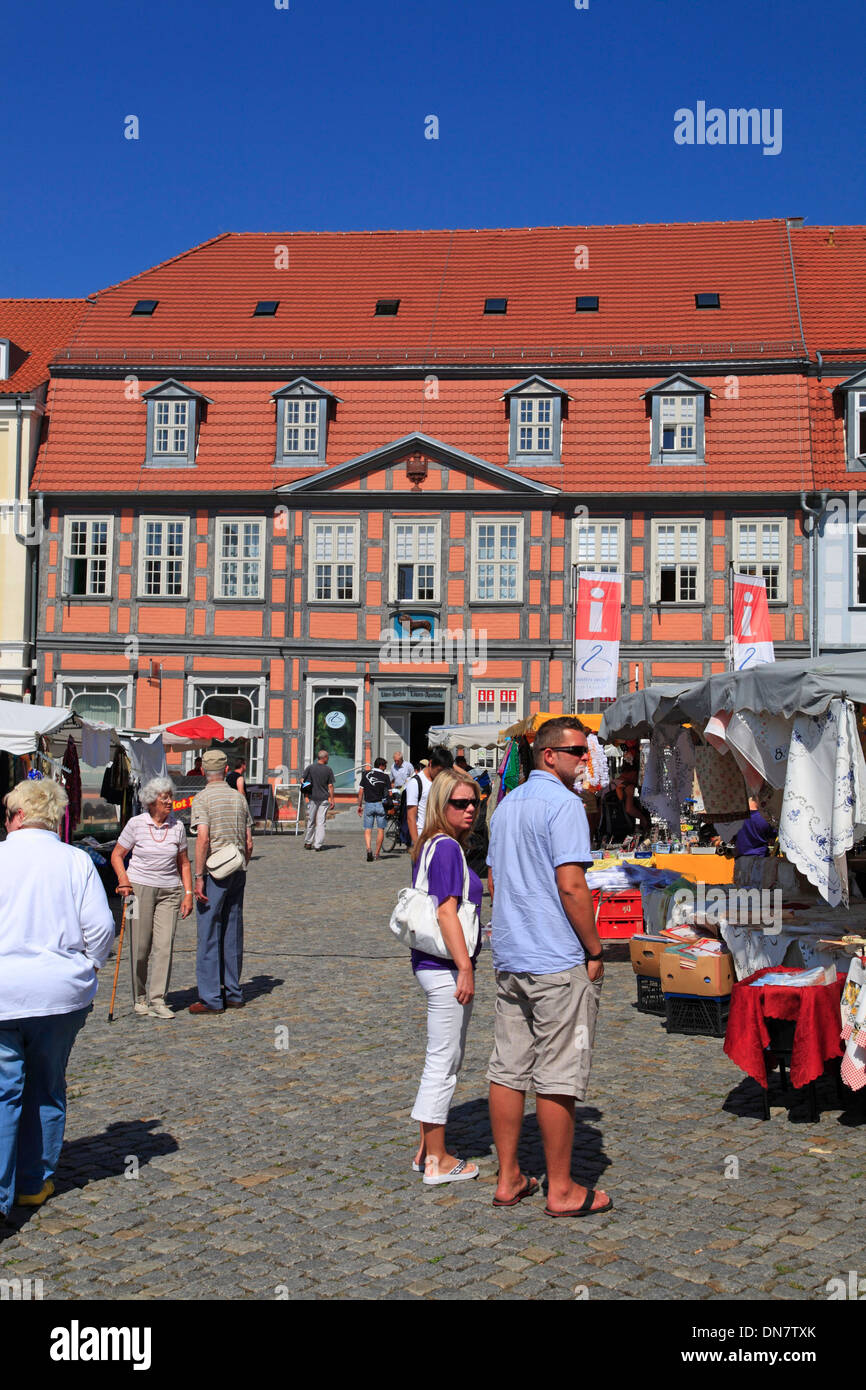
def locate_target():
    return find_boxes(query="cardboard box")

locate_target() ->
[629,934,670,978]
[629,929,706,977]
[660,944,735,998]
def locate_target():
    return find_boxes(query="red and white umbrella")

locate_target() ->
[151,714,264,749]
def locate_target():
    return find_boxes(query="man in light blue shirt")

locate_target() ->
[390,753,414,789]
[486,717,612,1220]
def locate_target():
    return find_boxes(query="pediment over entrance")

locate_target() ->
[275,433,560,496]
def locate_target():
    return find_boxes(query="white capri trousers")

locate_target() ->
[411,967,474,1126]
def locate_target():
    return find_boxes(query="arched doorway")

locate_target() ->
[202,693,253,771]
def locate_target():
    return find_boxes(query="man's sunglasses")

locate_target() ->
[552,744,590,759]
[449,797,479,810]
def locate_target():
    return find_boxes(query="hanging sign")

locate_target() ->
[573,571,622,701]
[732,573,774,670]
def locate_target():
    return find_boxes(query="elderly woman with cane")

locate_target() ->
[0,777,114,1217]
[110,776,193,1020]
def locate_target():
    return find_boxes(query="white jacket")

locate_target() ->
[0,829,115,1019]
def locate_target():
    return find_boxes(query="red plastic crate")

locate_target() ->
[591,888,644,940]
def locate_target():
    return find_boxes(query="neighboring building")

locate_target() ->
[788,225,866,653]
[30,220,854,791]
[0,300,87,698]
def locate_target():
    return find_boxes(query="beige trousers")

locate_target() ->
[130,883,182,1005]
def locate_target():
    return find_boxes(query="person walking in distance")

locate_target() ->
[357,757,390,862]
[486,717,612,1217]
[226,758,247,799]
[390,751,414,789]
[406,745,454,847]
[190,750,253,1014]
[302,750,336,852]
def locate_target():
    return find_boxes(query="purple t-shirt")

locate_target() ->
[734,810,774,857]
[410,835,483,973]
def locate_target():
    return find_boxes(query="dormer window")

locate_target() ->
[661,394,696,451]
[835,371,866,470]
[142,380,210,468]
[503,376,568,467]
[155,399,189,455]
[272,378,342,467]
[642,375,712,467]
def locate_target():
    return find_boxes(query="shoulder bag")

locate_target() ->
[388,834,479,958]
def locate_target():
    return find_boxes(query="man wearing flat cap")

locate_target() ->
[189,749,254,1014]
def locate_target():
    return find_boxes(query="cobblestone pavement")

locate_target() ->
[3,834,865,1302]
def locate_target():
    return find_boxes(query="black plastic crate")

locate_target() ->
[636,974,666,1016]
[664,992,730,1038]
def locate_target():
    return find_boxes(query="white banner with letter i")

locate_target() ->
[573,571,622,701]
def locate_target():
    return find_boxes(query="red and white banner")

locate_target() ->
[732,573,774,670]
[573,571,622,701]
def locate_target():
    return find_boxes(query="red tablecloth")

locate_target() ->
[724,967,844,1089]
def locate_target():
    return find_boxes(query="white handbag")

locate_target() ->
[206,844,246,880]
[389,835,479,958]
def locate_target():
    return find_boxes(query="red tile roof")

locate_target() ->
[31,372,813,496]
[0,299,89,395]
[53,221,806,369]
[789,225,866,355]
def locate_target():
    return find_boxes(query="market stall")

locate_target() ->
[603,656,866,1112]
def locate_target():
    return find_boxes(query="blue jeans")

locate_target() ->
[0,1006,91,1215]
[196,870,246,1009]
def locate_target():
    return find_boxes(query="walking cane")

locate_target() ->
[108,893,130,1023]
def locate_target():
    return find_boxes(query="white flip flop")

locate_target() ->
[422,1158,479,1186]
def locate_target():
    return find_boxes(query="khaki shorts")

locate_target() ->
[486,965,603,1100]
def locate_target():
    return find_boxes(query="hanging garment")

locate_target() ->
[81,721,112,768]
[100,747,129,806]
[725,710,793,790]
[503,741,520,794]
[121,733,168,783]
[692,744,750,821]
[584,733,610,793]
[841,956,866,1092]
[62,735,82,833]
[641,726,695,832]
[779,699,866,908]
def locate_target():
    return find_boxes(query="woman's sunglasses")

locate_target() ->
[449,797,479,810]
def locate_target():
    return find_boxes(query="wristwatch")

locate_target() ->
[586,949,604,962]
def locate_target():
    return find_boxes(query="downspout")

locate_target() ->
[801,489,828,658]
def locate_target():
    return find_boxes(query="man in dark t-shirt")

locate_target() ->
[302,750,336,851]
[357,757,391,862]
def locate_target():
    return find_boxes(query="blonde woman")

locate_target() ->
[110,777,192,1020]
[0,777,114,1215]
[409,768,484,1186]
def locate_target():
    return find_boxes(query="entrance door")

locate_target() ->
[380,707,411,766]
[410,706,445,769]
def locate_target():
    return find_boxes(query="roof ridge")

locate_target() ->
[87,231,235,299]
[223,218,790,236]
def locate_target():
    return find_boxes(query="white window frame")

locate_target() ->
[56,677,133,729]
[62,516,114,597]
[470,518,524,603]
[853,519,866,608]
[137,516,189,598]
[660,394,697,452]
[572,518,625,576]
[308,519,360,603]
[284,398,320,456]
[469,684,523,768]
[733,518,787,604]
[215,518,265,600]
[389,519,441,603]
[516,397,553,453]
[188,680,266,781]
[651,519,705,604]
[153,399,190,457]
[304,677,364,788]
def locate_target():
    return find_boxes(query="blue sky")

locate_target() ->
[4,0,863,297]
